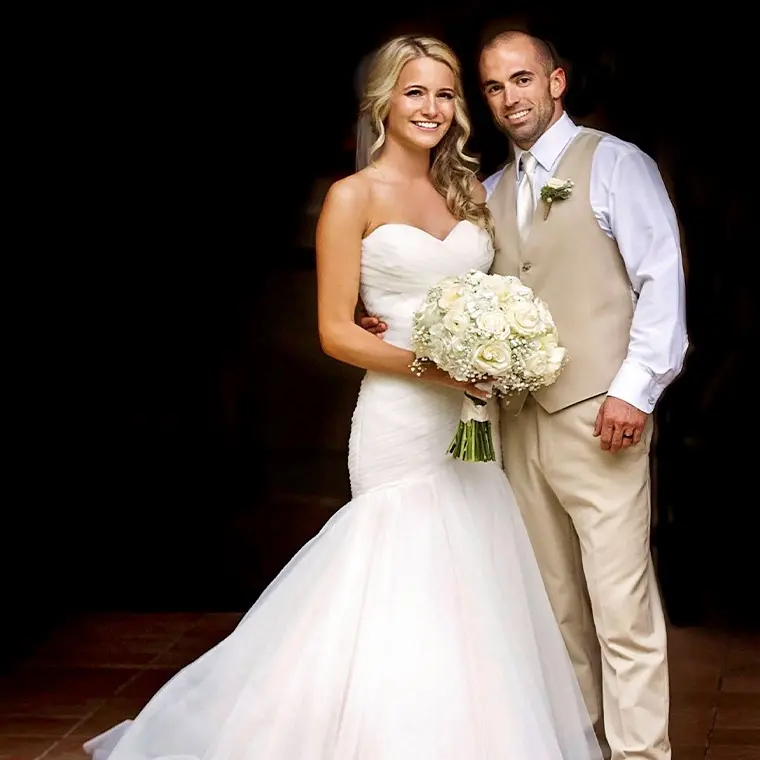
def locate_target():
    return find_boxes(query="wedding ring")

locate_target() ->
[622,431,633,438]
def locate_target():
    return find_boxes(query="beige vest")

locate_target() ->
[489,130,633,414]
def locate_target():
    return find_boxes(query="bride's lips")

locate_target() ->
[411,121,441,131]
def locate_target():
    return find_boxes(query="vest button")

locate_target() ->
[521,262,532,273]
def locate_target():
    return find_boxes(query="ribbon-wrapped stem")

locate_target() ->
[447,383,496,462]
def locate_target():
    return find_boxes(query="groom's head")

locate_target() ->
[479,31,566,150]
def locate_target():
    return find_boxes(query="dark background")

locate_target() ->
[6,3,756,668]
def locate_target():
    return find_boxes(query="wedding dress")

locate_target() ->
[84,221,602,759]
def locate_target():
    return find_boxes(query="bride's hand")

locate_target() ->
[423,366,491,400]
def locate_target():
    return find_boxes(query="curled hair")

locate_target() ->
[356,35,495,244]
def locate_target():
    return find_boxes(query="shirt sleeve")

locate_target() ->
[600,146,689,413]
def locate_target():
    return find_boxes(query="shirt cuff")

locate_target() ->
[607,361,662,414]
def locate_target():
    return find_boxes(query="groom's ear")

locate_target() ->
[549,67,567,100]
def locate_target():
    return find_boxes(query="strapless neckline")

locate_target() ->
[363,220,470,245]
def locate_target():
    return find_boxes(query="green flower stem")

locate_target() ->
[447,419,497,462]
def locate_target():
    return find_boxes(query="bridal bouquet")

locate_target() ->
[410,269,567,462]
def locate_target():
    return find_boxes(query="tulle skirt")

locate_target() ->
[84,459,601,759]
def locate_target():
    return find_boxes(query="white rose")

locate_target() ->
[505,299,542,337]
[535,299,555,330]
[447,336,467,356]
[507,277,533,296]
[438,285,465,310]
[428,322,449,346]
[437,275,459,289]
[479,274,514,299]
[472,341,512,376]
[523,351,548,378]
[425,335,445,366]
[417,301,441,328]
[475,309,510,338]
[492,276,534,306]
[442,307,470,334]
[538,329,559,351]
[480,274,509,296]
[465,269,485,285]
[546,177,573,190]
[546,346,567,375]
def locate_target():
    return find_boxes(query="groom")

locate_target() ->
[361,29,687,760]
[477,31,687,760]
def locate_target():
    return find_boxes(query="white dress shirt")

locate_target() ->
[483,113,688,414]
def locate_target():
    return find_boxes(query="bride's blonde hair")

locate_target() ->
[356,35,495,243]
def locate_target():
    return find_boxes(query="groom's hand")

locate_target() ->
[355,299,387,337]
[359,315,387,337]
[593,396,647,453]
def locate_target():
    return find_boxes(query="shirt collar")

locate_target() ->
[514,112,580,176]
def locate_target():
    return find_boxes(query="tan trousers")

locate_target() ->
[500,394,670,760]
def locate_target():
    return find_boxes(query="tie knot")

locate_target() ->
[520,152,536,176]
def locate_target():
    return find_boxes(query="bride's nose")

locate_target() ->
[421,95,440,118]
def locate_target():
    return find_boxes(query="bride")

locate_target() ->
[84,34,603,759]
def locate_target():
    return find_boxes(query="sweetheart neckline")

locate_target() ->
[362,220,470,245]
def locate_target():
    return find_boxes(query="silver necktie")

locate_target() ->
[516,152,537,240]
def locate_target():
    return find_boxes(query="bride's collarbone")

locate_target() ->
[367,206,461,243]
[368,182,458,241]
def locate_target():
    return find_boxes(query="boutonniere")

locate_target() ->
[540,178,574,219]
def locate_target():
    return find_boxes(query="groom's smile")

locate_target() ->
[505,108,531,123]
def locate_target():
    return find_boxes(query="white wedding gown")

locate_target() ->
[84,221,602,759]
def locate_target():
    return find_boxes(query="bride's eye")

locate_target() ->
[405,88,423,97]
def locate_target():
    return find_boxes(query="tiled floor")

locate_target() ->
[0,612,756,759]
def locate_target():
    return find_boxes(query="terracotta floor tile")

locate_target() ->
[38,737,89,760]
[0,668,136,703]
[725,641,760,668]
[670,707,716,747]
[58,613,202,640]
[706,746,760,760]
[113,669,178,700]
[722,642,760,696]
[669,626,730,665]
[709,727,760,748]
[189,613,242,637]
[722,663,760,696]
[0,696,101,720]
[27,638,172,670]
[714,693,760,730]
[671,661,724,695]
[149,646,205,670]
[68,698,146,740]
[0,714,78,738]
[149,629,230,669]
[671,747,708,760]
[0,736,54,758]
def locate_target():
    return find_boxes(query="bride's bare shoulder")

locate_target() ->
[318,172,380,240]
[323,171,374,214]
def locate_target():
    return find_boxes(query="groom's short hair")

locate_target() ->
[479,30,560,76]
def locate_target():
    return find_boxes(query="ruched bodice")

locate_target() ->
[349,222,496,495]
